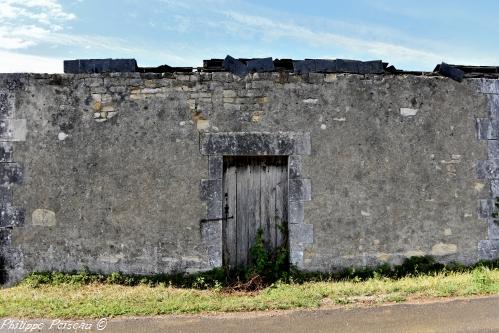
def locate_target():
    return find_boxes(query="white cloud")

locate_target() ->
[0,0,72,72]
[0,0,75,50]
[0,33,35,49]
[0,0,76,22]
[217,10,499,69]
[0,50,62,72]
[221,11,442,67]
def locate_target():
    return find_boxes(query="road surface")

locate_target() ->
[1,295,498,333]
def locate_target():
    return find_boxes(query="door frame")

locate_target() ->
[199,132,313,269]
[222,155,289,268]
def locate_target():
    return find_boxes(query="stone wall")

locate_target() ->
[0,70,493,284]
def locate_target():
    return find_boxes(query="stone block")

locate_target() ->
[478,240,499,260]
[196,119,210,131]
[222,90,237,98]
[289,223,314,245]
[207,200,222,220]
[0,187,12,204]
[475,79,499,94]
[478,199,496,218]
[0,90,15,118]
[486,94,499,119]
[0,206,25,227]
[0,163,23,187]
[488,219,499,240]
[476,159,499,179]
[290,247,305,267]
[208,155,223,180]
[491,180,499,197]
[200,179,222,202]
[289,179,312,202]
[293,132,311,155]
[430,242,457,256]
[487,140,499,159]
[200,220,222,267]
[306,73,324,84]
[289,155,302,179]
[288,200,304,224]
[0,143,13,162]
[0,119,26,141]
[400,108,418,116]
[212,72,233,82]
[31,209,56,226]
[475,118,499,140]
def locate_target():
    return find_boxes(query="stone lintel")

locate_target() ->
[200,132,311,156]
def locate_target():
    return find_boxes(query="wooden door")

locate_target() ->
[223,156,288,268]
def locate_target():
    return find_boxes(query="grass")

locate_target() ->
[1,266,498,318]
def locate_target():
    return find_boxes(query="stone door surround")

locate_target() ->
[199,132,313,269]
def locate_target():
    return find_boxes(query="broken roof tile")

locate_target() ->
[64,59,137,74]
[246,57,274,72]
[62,57,499,79]
[437,63,465,82]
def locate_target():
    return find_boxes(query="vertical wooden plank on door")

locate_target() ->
[247,157,261,265]
[269,157,278,250]
[275,158,288,248]
[236,156,250,267]
[282,156,289,249]
[223,157,238,268]
[260,158,271,251]
[268,157,275,249]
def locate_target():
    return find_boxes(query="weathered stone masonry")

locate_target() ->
[474,79,499,259]
[0,75,27,284]
[0,69,496,284]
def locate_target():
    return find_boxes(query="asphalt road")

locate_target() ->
[1,295,498,333]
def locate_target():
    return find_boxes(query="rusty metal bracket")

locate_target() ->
[200,192,233,224]
[200,216,233,223]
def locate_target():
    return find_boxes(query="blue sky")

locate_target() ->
[1,0,498,73]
